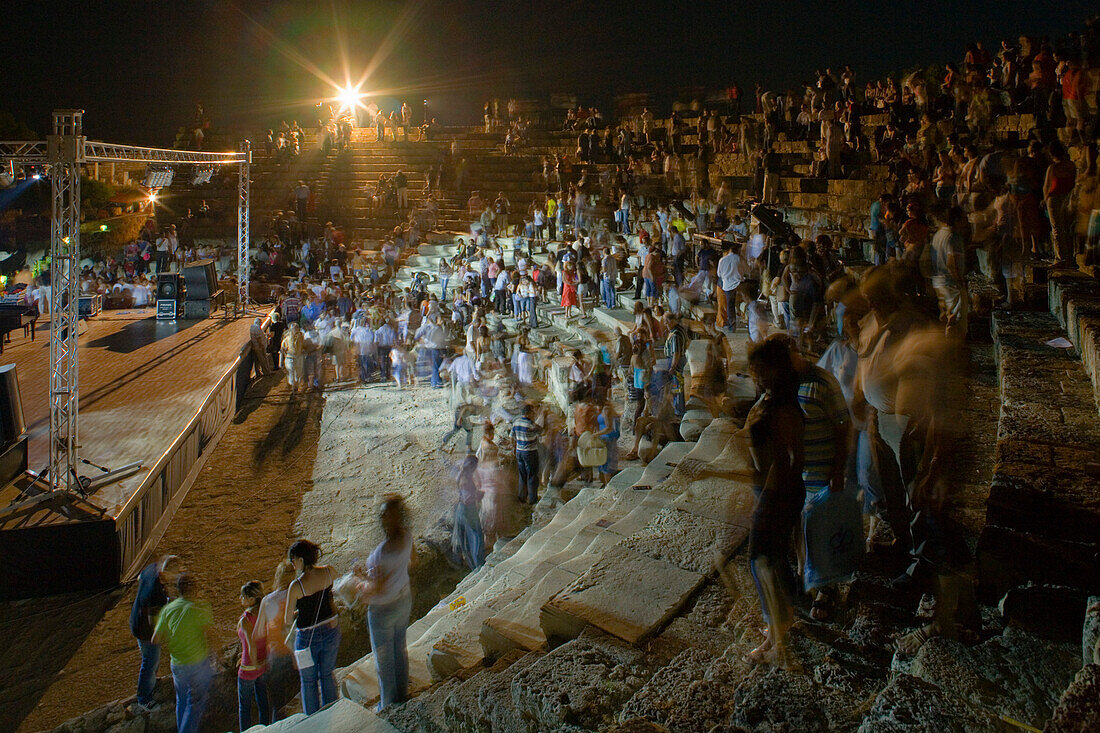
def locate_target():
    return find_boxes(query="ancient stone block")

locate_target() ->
[510,630,650,731]
[616,506,746,574]
[541,546,705,645]
[908,626,1080,730]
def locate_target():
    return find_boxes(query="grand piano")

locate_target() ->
[0,294,36,354]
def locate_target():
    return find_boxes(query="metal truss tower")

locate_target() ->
[1,110,251,493]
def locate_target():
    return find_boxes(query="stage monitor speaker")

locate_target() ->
[156,273,185,302]
[0,364,26,451]
[183,299,213,319]
[182,259,218,301]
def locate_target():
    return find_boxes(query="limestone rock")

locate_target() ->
[857,673,1000,732]
[619,648,735,731]
[908,626,1080,730]
[731,665,861,732]
[510,630,651,731]
[1046,663,1100,733]
[999,584,1091,643]
[442,649,540,733]
[1084,596,1100,667]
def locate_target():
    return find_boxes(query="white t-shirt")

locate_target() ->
[367,533,412,606]
[717,251,742,291]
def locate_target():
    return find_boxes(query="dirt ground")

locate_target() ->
[9,370,459,732]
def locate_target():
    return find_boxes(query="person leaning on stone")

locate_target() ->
[129,554,182,712]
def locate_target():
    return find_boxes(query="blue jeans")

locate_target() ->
[440,276,450,301]
[136,640,160,706]
[238,674,271,730]
[600,277,616,309]
[357,354,375,382]
[295,622,341,715]
[516,449,539,503]
[368,590,412,711]
[171,656,214,733]
[429,348,444,387]
[525,296,538,327]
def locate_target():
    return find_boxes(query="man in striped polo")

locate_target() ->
[511,403,541,504]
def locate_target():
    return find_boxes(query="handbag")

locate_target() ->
[291,578,325,671]
[576,431,608,468]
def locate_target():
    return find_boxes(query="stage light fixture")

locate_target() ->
[0,162,13,187]
[191,166,214,185]
[143,167,174,188]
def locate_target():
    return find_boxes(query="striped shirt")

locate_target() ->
[797,365,850,491]
[511,416,540,453]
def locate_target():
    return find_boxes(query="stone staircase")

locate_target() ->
[978,270,1100,597]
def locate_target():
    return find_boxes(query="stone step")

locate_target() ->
[338,487,607,705]
[478,485,677,660]
[978,308,1100,596]
[248,698,398,732]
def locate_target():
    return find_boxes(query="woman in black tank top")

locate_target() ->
[284,540,340,715]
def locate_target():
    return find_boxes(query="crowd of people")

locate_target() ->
[106,14,1100,729]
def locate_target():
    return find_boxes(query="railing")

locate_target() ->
[114,311,270,579]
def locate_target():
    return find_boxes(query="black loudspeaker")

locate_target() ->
[157,273,185,302]
[0,364,26,451]
[750,202,796,242]
[182,259,219,301]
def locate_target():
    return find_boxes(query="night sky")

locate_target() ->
[2,0,1094,146]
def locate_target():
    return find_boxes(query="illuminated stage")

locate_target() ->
[0,308,262,598]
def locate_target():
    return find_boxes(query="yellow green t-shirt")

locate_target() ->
[153,597,212,666]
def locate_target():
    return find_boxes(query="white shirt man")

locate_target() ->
[349,323,376,357]
[717,247,742,330]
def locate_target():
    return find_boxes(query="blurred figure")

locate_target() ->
[152,573,214,733]
[253,560,297,721]
[452,455,485,569]
[744,337,804,668]
[360,495,416,711]
[129,555,182,712]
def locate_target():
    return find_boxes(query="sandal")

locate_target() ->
[810,592,834,622]
[896,624,935,655]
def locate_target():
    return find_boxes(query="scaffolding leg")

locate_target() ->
[237,140,251,310]
[47,110,84,494]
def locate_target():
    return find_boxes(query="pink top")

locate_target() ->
[237,610,268,680]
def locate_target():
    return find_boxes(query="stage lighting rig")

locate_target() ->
[143,166,174,188]
[191,166,215,185]
[0,162,12,187]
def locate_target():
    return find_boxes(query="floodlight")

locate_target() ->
[191,166,214,185]
[143,167,174,188]
[337,85,363,111]
[0,162,12,187]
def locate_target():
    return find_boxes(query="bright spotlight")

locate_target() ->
[148,192,158,203]
[337,85,362,111]
[31,173,41,180]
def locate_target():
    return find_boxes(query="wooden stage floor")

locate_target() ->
[0,308,255,518]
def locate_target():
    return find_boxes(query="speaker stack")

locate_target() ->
[182,259,220,319]
[156,273,185,320]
